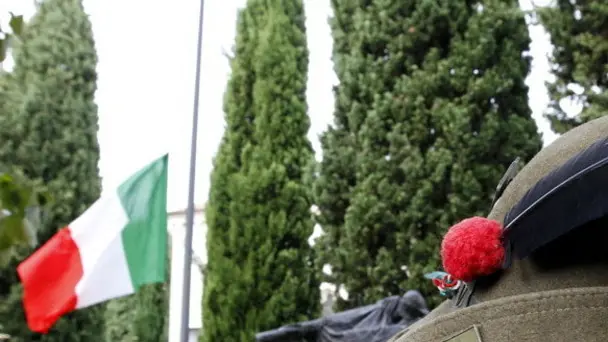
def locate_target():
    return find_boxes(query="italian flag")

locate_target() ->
[17,154,168,333]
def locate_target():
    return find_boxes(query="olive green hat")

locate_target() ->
[390,115,608,342]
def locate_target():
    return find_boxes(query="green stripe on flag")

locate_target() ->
[117,154,168,288]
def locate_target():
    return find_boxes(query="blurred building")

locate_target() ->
[167,206,206,342]
[321,285,336,316]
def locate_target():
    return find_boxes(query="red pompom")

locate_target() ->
[441,217,505,282]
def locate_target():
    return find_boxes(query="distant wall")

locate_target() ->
[321,285,336,316]
[188,328,199,342]
[167,208,206,342]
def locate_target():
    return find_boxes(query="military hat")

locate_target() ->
[390,115,608,342]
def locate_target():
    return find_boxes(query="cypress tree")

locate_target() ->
[311,0,361,302]
[131,283,169,341]
[202,0,319,340]
[315,0,542,310]
[202,2,258,340]
[103,297,136,341]
[103,231,169,341]
[103,280,168,341]
[538,1,608,133]
[0,0,104,340]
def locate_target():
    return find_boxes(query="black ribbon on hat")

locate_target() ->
[502,136,608,267]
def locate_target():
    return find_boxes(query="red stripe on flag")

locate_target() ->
[17,227,84,333]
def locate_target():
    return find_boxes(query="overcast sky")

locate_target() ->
[0,0,563,211]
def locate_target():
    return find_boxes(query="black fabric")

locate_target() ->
[503,136,608,261]
[255,290,429,342]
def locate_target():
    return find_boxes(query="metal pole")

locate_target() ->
[179,0,205,340]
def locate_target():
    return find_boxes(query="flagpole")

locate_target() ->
[179,0,205,340]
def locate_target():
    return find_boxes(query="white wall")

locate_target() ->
[168,209,206,342]
[188,329,200,342]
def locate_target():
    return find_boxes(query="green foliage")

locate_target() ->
[314,0,543,310]
[103,283,169,342]
[0,0,103,339]
[103,251,169,342]
[202,0,319,340]
[0,13,24,62]
[537,0,608,133]
[0,170,49,266]
[103,297,135,342]
[131,283,169,342]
